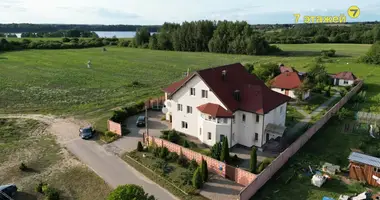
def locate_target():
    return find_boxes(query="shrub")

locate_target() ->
[324,87,331,97]
[42,184,49,194]
[137,141,144,152]
[180,170,193,186]
[62,37,70,43]
[250,147,257,173]
[211,142,222,160]
[153,147,161,157]
[35,182,46,193]
[105,131,117,137]
[167,131,180,143]
[177,153,188,167]
[183,140,190,148]
[339,89,348,97]
[257,158,274,173]
[321,49,336,57]
[189,159,198,171]
[107,184,156,200]
[19,162,27,171]
[359,41,380,64]
[167,152,179,162]
[159,147,169,159]
[45,187,60,200]
[192,167,203,189]
[200,159,208,182]
[220,137,230,163]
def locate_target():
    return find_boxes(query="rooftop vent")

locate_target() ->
[233,90,240,101]
[222,70,227,81]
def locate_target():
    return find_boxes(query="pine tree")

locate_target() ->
[192,167,203,189]
[200,159,208,182]
[220,137,230,163]
[137,141,143,152]
[250,147,257,173]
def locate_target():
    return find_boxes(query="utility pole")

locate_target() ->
[145,105,149,145]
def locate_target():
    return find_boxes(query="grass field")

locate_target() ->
[0,44,378,130]
[0,118,111,199]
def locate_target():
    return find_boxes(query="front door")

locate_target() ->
[266,133,270,142]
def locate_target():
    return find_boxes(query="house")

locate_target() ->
[331,71,357,86]
[348,152,380,187]
[270,72,310,100]
[279,64,298,73]
[163,63,291,150]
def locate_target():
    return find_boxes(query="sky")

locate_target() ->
[1,0,379,25]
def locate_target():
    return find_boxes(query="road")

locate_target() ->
[0,114,178,200]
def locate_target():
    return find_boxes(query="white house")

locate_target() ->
[271,72,310,100]
[331,71,357,86]
[163,63,291,149]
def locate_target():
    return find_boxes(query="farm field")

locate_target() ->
[0,44,378,131]
[0,118,111,200]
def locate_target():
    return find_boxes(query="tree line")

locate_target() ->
[265,24,380,44]
[131,20,282,55]
[0,23,160,33]
[20,29,99,38]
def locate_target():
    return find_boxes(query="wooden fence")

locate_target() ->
[239,81,363,200]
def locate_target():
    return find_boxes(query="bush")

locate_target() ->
[321,49,336,57]
[250,147,257,173]
[168,131,180,143]
[35,182,46,193]
[107,184,156,200]
[324,87,331,97]
[19,162,27,171]
[137,141,144,152]
[159,147,169,159]
[189,159,198,171]
[211,142,222,160]
[167,152,179,162]
[153,147,161,157]
[62,37,70,43]
[105,131,117,137]
[200,159,208,182]
[359,41,380,64]
[183,140,190,148]
[257,158,274,173]
[192,167,203,189]
[45,187,60,200]
[177,153,188,167]
[42,184,49,194]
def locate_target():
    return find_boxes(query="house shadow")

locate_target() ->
[14,192,38,200]
[0,57,7,60]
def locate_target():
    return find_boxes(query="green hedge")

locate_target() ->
[110,101,146,123]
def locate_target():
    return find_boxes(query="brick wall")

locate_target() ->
[107,120,122,136]
[238,81,363,200]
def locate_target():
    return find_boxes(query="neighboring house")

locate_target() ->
[270,72,310,100]
[331,71,357,86]
[279,65,298,73]
[348,152,380,187]
[163,63,290,150]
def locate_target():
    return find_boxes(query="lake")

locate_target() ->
[8,31,156,38]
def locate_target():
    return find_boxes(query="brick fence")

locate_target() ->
[145,96,165,109]
[144,135,257,186]
[107,120,122,136]
[239,81,363,200]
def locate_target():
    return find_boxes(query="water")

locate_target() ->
[6,31,156,38]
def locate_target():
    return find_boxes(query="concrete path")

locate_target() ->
[0,114,178,200]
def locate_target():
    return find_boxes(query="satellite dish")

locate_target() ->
[162,107,168,114]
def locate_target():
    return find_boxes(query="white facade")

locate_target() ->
[165,75,288,148]
[272,88,310,100]
[333,79,354,86]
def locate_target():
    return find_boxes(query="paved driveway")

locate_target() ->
[107,111,170,154]
[66,138,177,200]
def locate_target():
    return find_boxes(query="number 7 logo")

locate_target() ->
[348,6,360,19]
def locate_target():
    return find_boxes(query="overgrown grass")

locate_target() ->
[99,131,121,143]
[302,93,329,114]
[286,106,304,128]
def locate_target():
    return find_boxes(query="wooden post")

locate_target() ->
[145,105,149,145]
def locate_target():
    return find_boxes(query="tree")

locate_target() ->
[134,27,151,47]
[250,147,257,173]
[360,41,380,64]
[220,137,230,163]
[137,141,143,152]
[183,140,190,148]
[192,167,203,189]
[107,184,156,200]
[253,63,281,82]
[200,159,208,182]
[307,63,329,85]
[148,34,158,50]
[211,142,222,160]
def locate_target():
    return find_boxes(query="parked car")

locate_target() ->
[0,184,17,200]
[136,116,146,127]
[79,126,94,139]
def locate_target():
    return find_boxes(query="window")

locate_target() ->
[202,90,208,98]
[223,118,228,123]
[281,89,284,91]
[181,121,188,129]
[280,106,283,114]
[242,114,246,122]
[199,128,202,135]
[374,167,380,173]
[256,114,259,123]
[190,88,196,96]
[177,104,183,111]
[208,132,211,140]
[187,106,192,114]
[344,80,349,84]
[255,133,258,141]
[232,115,235,123]
[217,118,221,123]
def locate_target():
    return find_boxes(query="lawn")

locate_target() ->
[286,105,305,128]
[0,43,378,131]
[302,93,330,114]
[253,117,380,200]
[0,118,112,200]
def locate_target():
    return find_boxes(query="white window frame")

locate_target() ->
[190,88,196,96]
[223,118,227,123]
[344,80,349,84]
[187,106,192,114]
[177,104,183,111]
[181,121,188,129]
[202,90,208,98]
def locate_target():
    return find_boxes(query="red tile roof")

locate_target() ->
[271,72,302,90]
[164,63,290,114]
[197,103,233,118]
[332,71,357,81]
[280,66,298,73]
[163,73,194,94]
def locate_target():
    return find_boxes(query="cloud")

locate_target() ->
[96,8,140,19]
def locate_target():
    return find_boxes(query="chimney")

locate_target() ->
[233,90,240,101]
[222,70,227,81]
